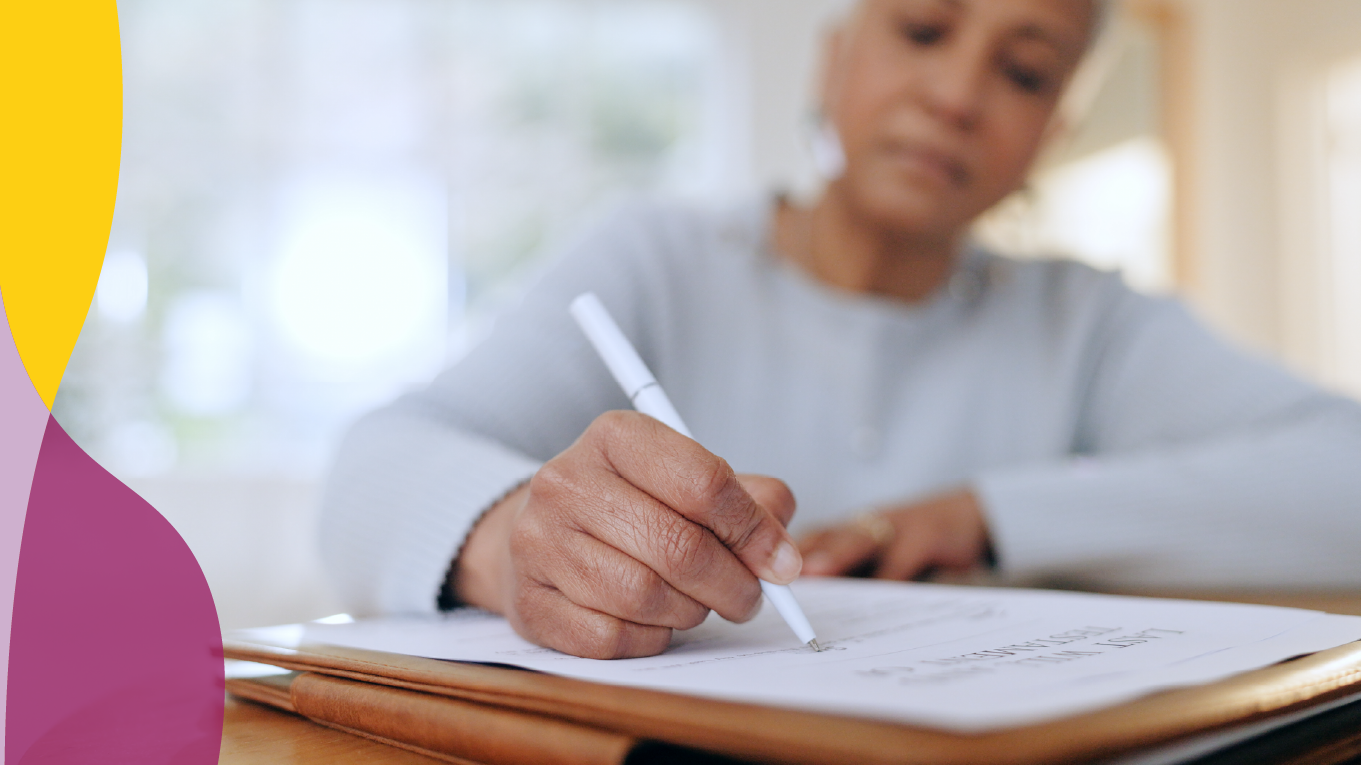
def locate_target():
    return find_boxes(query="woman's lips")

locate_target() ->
[879,141,970,187]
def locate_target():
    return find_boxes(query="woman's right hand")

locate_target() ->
[451,411,802,659]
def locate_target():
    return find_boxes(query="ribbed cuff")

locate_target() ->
[436,477,531,611]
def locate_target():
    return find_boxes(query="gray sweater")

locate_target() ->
[320,199,1361,616]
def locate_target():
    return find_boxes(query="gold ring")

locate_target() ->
[851,511,895,549]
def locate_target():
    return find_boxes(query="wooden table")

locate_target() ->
[218,590,1361,765]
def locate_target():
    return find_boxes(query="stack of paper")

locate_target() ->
[244,579,1361,732]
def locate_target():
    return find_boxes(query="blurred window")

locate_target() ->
[975,136,1172,293]
[58,0,735,480]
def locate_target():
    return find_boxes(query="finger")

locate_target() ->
[737,474,797,528]
[797,528,833,555]
[588,412,802,584]
[799,526,880,577]
[507,579,672,660]
[541,528,711,630]
[553,471,762,623]
[874,527,937,581]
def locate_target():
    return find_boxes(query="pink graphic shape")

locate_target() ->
[7,418,223,764]
[0,293,52,763]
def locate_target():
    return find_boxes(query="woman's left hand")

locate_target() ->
[797,489,992,580]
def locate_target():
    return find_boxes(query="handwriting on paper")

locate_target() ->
[290,579,1359,731]
[855,625,1187,685]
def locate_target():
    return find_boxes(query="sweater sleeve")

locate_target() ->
[976,282,1361,589]
[318,203,681,616]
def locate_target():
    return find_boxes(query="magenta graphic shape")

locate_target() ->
[7,417,223,764]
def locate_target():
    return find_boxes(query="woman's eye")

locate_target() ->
[901,22,946,46]
[1005,65,1048,94]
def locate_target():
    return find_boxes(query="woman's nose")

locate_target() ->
[917,39,990,132]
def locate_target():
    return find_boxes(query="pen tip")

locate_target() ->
[809,639,824,652]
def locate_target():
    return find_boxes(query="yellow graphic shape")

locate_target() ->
[0,2,123,409]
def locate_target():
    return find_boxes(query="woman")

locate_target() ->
[320,0,1361,660]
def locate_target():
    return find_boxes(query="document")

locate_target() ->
[248,580,1361,731]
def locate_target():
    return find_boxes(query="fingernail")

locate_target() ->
[769,541,803,584]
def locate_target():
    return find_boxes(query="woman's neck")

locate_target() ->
[774,190,962,303]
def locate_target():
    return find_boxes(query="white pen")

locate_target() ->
[570,292,823,652]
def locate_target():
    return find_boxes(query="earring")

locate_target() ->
[805,110,847,181]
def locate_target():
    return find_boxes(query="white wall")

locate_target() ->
[700,0,841,197]
[1175,0,1361,391]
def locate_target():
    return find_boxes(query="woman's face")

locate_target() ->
[824,0,1093,237]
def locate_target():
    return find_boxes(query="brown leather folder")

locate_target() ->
[227,671,755,765]
[228,671,635,765]
[224,635,1361,765]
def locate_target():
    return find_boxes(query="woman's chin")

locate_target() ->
[833,169,972,233]
[848,187,968,238]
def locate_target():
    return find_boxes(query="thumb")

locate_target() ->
[698,479,803,585]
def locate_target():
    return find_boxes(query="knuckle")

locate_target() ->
[732,580,763,622]
[675,602,710,630]
[507,518,546,561]
[507,581,543,632]
[579,617,632,660]
[529,461,573,503]
[507,524,530,559]
[723,505,766,554]
[592,410,635,442]
[657,516,713,581]
[692,455,735,505]
[509,506,533,547]
[609,554,710,630]
[617,567,671,621]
